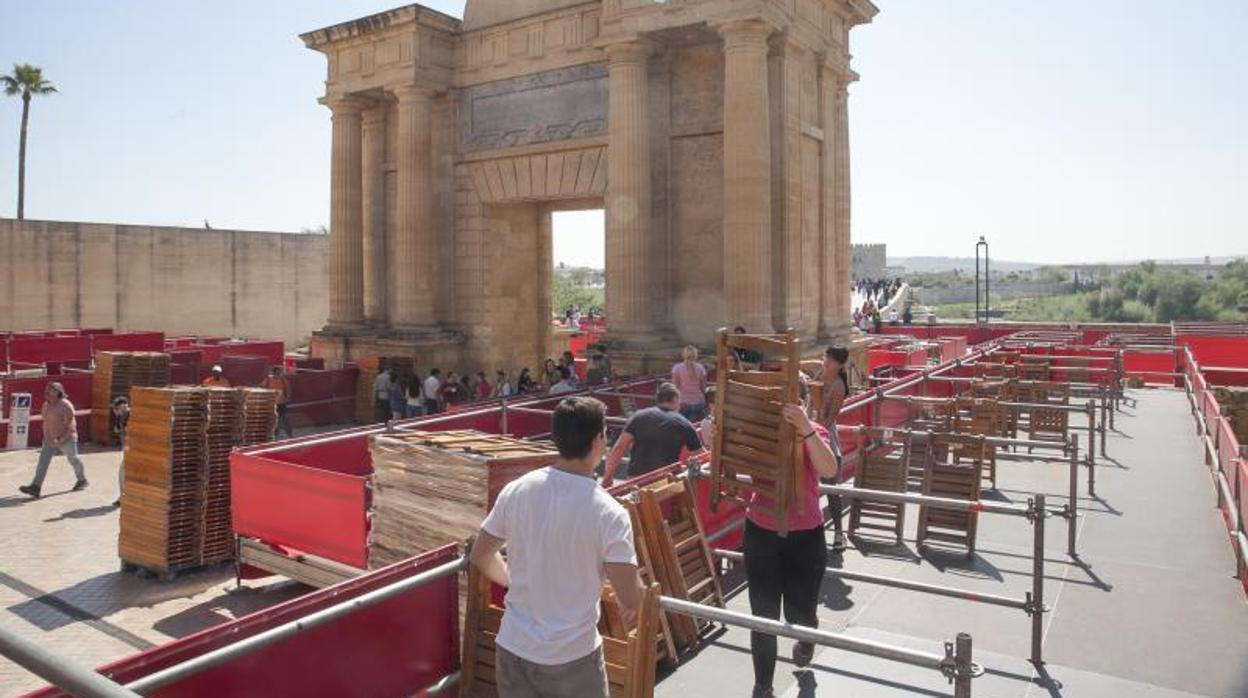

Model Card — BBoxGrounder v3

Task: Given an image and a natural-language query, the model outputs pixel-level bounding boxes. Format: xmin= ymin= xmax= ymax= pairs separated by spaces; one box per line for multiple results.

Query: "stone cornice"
xmin=300 ymin=4 xmax=461 ymax=51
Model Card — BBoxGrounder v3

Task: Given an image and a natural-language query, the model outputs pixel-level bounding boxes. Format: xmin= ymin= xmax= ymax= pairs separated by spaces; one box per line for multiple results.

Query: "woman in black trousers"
xmin=741 ymin=390 xmax=841 ymax=697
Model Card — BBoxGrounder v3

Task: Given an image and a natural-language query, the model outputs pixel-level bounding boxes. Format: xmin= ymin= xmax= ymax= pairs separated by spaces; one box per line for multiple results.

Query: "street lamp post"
xmin=975 ymin=236 xmax=990 ymax=324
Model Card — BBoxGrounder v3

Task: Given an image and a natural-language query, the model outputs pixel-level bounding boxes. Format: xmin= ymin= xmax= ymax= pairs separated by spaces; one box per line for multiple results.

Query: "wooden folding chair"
xmin=620 ymin=497 xmax=679 ymax=662
xmin=710 ymin=328 xmax=803 ymax=537
xmin=461 ymin=566 xmax=661 ymax=698
xmin=917 ymin=434 xmax=986 ymax=557
xmin=849 ymin=439 xmax=909 ymax=542
xmin=953 ymin=397 xmax=1003 ymax=489
xmin=636 ymin=475 xmax=725 ymax=652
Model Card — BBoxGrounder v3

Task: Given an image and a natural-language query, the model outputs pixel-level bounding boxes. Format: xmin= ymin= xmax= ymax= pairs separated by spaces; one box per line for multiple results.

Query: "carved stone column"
xmin=719 ymin=19 xmax=774 ymax=332
xmin=818 ymin=63 xmax=841 ymax=339
xmin=834 ymin=76 xmax=853 ymax=336
xmin=391 ymin=85 xmax=435 ymax=329
xmin=361 ymin=106 xmax=387 ymax=326
xmin=326 ymin=95 xmax=367 ymax=328
xmin=605 ymin=40 xmax=654 ymax=338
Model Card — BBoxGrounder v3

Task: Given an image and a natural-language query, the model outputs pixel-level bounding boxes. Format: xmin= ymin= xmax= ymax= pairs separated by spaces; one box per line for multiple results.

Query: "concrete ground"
xmin=0 ymin=434 xmax=325 ymax=697
xmin=656 ymin=390 xmax=1248 ymax=697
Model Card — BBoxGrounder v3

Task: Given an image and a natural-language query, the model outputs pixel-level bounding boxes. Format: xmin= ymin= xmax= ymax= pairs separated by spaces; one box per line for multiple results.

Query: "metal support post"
xmin=0 ymin=622 xmax=140 ymax=697
xmin=500 ymin=397 xmax=509 ymax=435
xmin=954 ymin=633 xmax=975 ymax=698
xmin=1031 ymin=494 xmax=1047 ymax=666
xmin=1067 ymin=438 xmax=1079 ymax=557
xmin=1086 ymin=401 xmax=1097 ymax=470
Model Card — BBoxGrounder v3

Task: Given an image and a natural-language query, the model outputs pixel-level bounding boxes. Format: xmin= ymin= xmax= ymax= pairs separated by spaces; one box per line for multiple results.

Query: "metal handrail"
xmin=0 ymin=622 xmax=141 ymax=697
xmin=657 ymin=596 xmax=980 ymax=695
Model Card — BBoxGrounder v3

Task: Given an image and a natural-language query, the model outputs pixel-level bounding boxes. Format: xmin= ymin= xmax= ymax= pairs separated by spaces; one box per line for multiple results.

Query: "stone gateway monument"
xmin=304 ymin=0 xmax=877 ymax=373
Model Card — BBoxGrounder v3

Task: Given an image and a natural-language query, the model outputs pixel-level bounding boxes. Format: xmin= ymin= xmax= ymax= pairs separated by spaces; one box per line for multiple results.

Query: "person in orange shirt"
xmin=262 ymin=366 xmax=293 ymax=439
xmin=202 ymin=365 xmax=231 ymax=388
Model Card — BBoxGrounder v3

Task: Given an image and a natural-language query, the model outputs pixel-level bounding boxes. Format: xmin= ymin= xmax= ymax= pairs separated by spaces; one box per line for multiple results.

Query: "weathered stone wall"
xmin=0 ymin=218 xmax=327 ymax=346
xmin=852 ymin=243 xmax=886 ymax=280
xmin=914 ymin=281 xmax=1073 ymax=305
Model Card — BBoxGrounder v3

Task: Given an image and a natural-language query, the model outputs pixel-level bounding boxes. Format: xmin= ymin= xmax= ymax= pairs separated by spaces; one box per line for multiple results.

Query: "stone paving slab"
xmin=0 ymin=442 xmax=305 ymax=697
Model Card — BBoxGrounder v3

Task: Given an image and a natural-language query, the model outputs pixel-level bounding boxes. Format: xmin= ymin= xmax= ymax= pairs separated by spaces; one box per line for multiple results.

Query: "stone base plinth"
xmin=311 ymin=325 xmax=465 ymax=371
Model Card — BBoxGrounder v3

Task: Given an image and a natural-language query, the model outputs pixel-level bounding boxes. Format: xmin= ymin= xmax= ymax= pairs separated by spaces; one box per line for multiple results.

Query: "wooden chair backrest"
xmin=710 ymin=328 xmax=802 ymax=536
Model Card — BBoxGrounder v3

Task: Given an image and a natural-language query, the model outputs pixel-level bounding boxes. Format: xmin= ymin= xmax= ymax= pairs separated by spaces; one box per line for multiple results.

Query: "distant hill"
xmin=889 ymin=257 xmax=1039 ymax=274
xmin=889 ymin=255 xmax=1246 ymax=274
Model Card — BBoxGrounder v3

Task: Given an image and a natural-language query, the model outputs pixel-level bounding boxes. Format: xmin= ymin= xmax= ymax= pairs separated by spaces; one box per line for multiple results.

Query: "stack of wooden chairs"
xmin=708 ymin=328 xmax=803 ymax=536
xmin=626 ymin=475 xmax=724 ymax=656
xmin=460 ymin=565 xmax=661 ymax=698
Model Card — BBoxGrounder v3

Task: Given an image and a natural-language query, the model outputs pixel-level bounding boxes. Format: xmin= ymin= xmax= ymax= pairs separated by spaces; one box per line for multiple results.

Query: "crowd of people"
xmin=852 ymin=278 xmax=913 ymax=333
xmin=370 ymin=349 xmax=617 ymax=422
xmin=854 ymin=276 xmax=902 ymax=305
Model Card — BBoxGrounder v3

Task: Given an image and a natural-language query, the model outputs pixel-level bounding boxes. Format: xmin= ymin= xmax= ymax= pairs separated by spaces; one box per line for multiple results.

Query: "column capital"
xmin=603 ymin=38 xmax=655 ymax=66
xmin=714 ymin=18 xmax=776 ymax=49
xmin=391 ymin=84 xmax=433 ymax=104
xmin=361 ymin=106 xmax=388 ymax=127
xmin=322 ymin=94 xmax=372 ymax=116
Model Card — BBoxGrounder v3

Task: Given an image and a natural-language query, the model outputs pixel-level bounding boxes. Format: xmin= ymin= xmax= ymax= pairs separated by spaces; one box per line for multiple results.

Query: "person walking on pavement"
xmin=20 ymin=382 xmax=88 ymax=499
xmin=262 ymin=366 xmax=293 ymax=439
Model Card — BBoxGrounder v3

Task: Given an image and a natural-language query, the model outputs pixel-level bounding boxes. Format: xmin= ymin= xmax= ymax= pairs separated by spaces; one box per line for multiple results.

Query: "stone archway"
xmin=303 ymin=0 xmax=878 ymax=375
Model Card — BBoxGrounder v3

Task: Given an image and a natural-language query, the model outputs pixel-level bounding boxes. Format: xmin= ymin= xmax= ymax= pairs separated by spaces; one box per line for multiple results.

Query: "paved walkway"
xmin=0 ymin=443 xmax=307 ymax=696
xmin=657 ymin=389 xmax=1248 ymax=697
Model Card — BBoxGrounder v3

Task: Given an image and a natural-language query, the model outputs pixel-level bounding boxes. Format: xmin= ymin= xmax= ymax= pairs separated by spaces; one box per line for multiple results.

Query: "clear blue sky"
xmin=1 ymin=1 xmax=1243 ymax=266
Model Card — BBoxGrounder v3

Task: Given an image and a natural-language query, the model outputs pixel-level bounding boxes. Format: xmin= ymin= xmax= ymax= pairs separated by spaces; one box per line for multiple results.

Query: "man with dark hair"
xmin=470 ymin=396 xmax=641 ymax=698
xmin=601 ymin=382 xmax=703 ymax=487
xmin=20 ymin=382 xmax=88 ymax=498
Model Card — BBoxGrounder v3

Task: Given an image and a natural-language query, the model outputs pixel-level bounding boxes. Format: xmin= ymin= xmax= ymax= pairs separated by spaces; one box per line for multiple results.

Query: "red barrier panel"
xmin=23 ymin=545 xmax=459 ymax=698
xmin=1121 ymin=349 xmax=1179 ymax=385
xmin=1180 ymin=336 xmax=1248 ymax=369
xmin=231 ymin=448 xmax=371 ymax=567
xmin=1204 ymin=366 xmax=1248 ymax=388
xmin=91 ymin=332 xmax=166 ymax=355
xmin=221 ymin=355 xmax=270 ymax=387
xmin=8 ymin=336 xmax=92 ymax=365
xmin=222 ymin=341 xmax=285 ymax=367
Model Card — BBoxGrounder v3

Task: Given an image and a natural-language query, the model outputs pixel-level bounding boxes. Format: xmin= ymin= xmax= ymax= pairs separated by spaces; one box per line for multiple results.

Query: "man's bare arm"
xmin=469 ymin=530 xmax=510 ymax=588
xmin=604 ymin=562 xmax=643 ymax=626
xmin=601 ymin=432 xmax=634 ymax=487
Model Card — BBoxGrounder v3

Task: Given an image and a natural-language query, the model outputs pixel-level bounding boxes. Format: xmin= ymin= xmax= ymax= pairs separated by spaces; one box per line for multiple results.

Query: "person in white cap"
xmin=202 ymin=365 xmax=231 ymax=387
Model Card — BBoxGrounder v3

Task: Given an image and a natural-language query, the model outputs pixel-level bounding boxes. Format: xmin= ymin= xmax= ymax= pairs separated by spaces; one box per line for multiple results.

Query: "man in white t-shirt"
xmin=470 ymin=396 xmax=642 ymax=698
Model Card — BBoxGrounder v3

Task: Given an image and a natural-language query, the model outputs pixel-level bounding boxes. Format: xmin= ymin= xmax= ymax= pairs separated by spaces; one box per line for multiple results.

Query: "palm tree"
xmin=2 ymin=63 xmax=57 ymax=220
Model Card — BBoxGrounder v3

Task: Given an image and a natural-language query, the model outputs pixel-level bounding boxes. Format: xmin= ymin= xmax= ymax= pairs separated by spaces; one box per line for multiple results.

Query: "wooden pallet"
xmin=709 ymin=328 xmax=802 ymax=536
xmin=917 ymin=434 xmax=986 ymax=557
xmin=634 ymin=475 xmax=725 ymax=653
xmin=92 ymin=351 xmax=171 ymax=445
xmin=849 ymin=442 xmax=909 ymax=542
xmin=367 ymin=430 xmax=557 ymax=569
xmin=460 ymin=565 xmax=660 ymax=698
xmin=119 ymin=387 xmax=208 ymax=572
